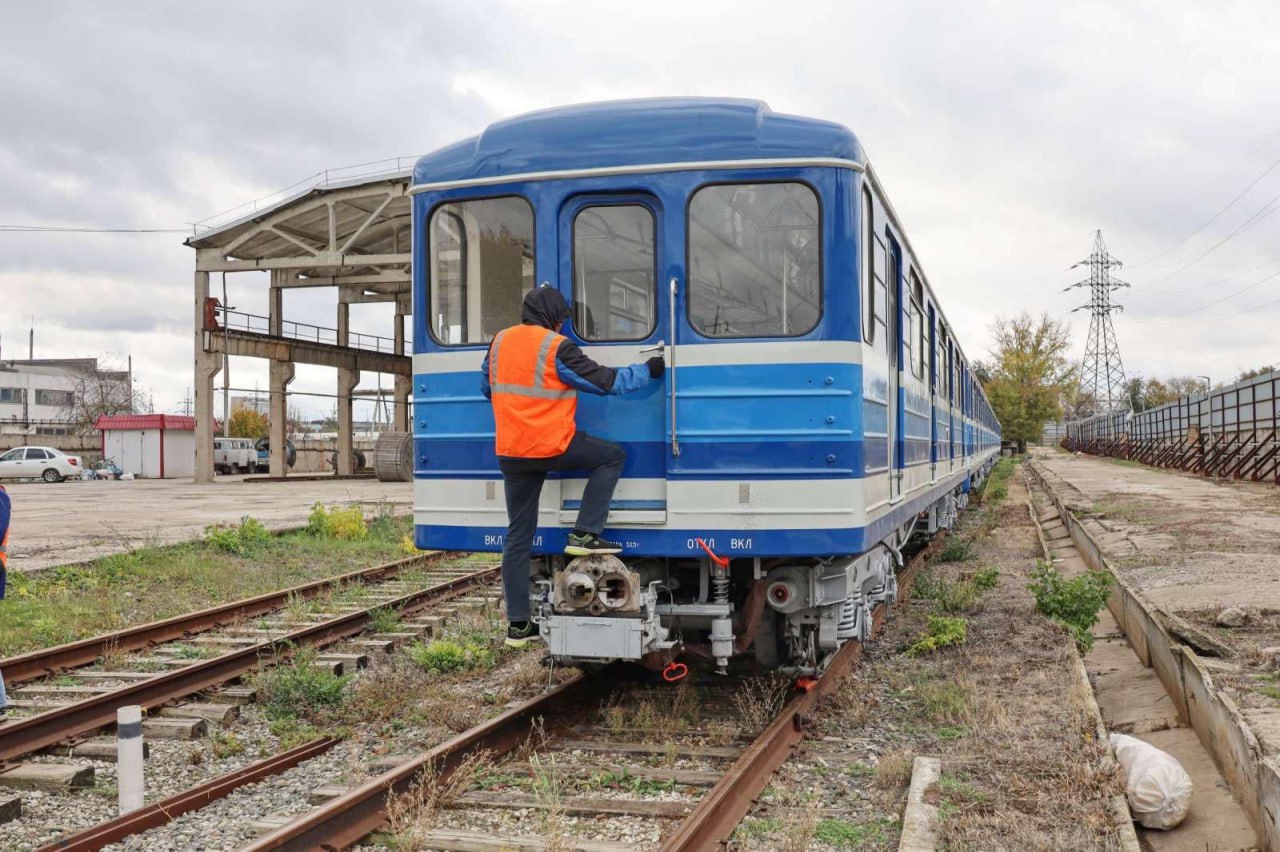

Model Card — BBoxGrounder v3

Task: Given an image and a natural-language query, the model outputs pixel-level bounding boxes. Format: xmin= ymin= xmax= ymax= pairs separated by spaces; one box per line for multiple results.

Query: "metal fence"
xmin=1063 ymin=370 xmax=1280 ymax=483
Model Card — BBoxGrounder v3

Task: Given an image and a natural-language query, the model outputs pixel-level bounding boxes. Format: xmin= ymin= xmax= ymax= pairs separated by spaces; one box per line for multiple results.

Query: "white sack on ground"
xmin=1109 ymin=732 xmax=1193 ymax=829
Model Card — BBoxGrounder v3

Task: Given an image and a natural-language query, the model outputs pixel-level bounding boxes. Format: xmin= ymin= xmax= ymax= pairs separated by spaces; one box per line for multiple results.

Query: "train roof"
xmin=412 ymin=98 xmax=865 ymax=186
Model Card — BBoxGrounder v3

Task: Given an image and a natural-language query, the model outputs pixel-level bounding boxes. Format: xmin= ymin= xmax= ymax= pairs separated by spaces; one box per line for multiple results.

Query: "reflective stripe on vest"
xmin=0 ymin=530 xmax=7 ymax=570
xmin=489 ymin=325 xmax=577 ymax=458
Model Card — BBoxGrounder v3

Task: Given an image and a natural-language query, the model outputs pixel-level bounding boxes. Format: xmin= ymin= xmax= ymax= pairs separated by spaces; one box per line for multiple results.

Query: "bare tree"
xmin=62 ymin=358 xmax=151 ymax=433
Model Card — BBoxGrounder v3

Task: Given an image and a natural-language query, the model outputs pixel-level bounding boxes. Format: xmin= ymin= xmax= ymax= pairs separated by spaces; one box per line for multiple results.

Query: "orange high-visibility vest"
xmin=0 ymin=528 xmax=7 ymax=572
xmin=489 ymin=325 xmax=577 ymax=458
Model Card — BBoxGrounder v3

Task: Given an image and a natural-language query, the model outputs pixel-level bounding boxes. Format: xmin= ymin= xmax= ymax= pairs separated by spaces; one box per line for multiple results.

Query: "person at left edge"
xmin=481 ymin=285 xmax=664 ymax=649
xmin=0 ymin=484 xmax=10 ymax=718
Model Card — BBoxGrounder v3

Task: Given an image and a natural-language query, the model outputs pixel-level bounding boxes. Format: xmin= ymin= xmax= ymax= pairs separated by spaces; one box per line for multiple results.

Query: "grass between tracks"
xmin=0 ymin=511 xmax=415 ymax=656
xmin=735 ymin=458 xmax=1125 ymax=851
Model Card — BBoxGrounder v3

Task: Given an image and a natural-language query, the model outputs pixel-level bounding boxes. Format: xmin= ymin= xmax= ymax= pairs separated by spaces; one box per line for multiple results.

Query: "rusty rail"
xmin=37 ymin=737 xmax=339 ymax=851
xmin=0 ymin=566 xmax=498 ymax=763
xmin=244 ymin=668 xmax=617 ymax=850
xmin=0 ymin=553 xmax=445 ymax=686
xmin=660 ymin=536 xmax=937 ymax=851
xmin=242 ymin=536 xmax=942 ymax=850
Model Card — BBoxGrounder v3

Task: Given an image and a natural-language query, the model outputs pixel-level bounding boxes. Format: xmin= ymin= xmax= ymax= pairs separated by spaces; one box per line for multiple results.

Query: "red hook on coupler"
xmin=662 ymin=661 xmax=689 ymax=683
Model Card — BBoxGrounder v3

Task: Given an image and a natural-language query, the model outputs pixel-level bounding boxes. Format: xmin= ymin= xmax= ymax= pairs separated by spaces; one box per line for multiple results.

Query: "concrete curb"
xmin=898 ymin=756 xmax=940 ymax=852
xmin=1026 ymin=485 xmax=1142 ymax=852
xmin=1027 ymin=459 xmax=1280 ymax=849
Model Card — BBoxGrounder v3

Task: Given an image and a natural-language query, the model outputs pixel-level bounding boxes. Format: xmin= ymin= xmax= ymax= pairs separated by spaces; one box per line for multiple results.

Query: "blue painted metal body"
xmin=412 ymin=99 xmax=999 ymax=559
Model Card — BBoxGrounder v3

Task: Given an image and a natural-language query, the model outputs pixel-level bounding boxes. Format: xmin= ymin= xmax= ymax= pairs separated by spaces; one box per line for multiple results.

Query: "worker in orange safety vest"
xmin=0 ymin=484 xmax=9 ymax=717
xmin=481 ymin=285 xmax=663 ymax=648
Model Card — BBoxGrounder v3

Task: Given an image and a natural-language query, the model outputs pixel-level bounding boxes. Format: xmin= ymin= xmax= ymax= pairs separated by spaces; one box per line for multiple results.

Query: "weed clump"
xmin=254 ymin=651 xmax=351 ymax=720
xmin=1027 ymin=560 xmax=1111 ymax=651
xmin=408 ymin=639 xmax=495 ymax=674
xmin=815 ymin=816 xmax=899 ymax=849
xmin=306 ymin=503 xmax=368 ymax=540
xmin=937 ymin=536 xmax=974 ymax=563
xmin=972 ymin=566 xmax=1000 ymax=590
xmin=915 ymin=572 xmax=979 ymax=613
xmin=203 ymin=516 xmax=271 ymax=555
xmin=907 ymin=615 xmax=968 ymax=656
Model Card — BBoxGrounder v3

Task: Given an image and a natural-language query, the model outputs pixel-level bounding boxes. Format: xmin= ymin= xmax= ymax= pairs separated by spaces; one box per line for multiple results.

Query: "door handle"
xmin=668 ymin=277 xmax=680 ymax=458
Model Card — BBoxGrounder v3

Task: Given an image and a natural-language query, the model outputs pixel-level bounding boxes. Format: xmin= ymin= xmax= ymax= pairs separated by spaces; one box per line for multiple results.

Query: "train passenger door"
xmin=556 ymin=195 xmax=668 ymax=526
xmin=887 ymin=239 xmax=902 ymax=501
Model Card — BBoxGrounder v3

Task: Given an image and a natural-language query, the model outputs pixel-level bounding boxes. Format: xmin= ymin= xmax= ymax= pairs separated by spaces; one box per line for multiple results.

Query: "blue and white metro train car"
xmin=412 ymin=99 xmax=1000 ymax=674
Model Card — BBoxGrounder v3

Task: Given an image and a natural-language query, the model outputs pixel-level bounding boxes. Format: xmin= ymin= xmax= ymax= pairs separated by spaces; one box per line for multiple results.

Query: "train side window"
xmin=688 ymin=183 xmax=820 ymax=338
xmin=862 ymin=188 xmax=875 ymax=346
xmin=572 ymin=205 xmax=656 ymax=341
xmin=428 ymin=196 xmax=535 ymax=346
xmin=908 ymin=270 xmax=925 ymax=379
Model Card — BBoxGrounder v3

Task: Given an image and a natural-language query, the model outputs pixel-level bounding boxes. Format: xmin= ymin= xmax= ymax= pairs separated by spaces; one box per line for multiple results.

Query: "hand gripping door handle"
xmin=669 ymin=276 xmax=680 ymax=458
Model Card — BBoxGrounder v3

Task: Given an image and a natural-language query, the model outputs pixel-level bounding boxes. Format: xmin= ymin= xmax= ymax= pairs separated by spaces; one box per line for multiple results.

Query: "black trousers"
xmin=497 ymin=431 xmax=626 ymax=622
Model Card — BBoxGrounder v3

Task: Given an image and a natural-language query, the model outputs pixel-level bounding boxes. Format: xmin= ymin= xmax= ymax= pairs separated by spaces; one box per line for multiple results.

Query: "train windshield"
xmin=687 ymin=182 xmax=820 ymax=338
xmin=428 ymin=196 xmax=535 ymax=345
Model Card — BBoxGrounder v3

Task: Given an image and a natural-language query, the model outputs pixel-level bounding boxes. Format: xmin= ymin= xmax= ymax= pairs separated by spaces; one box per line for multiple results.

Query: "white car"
xmin=0 ymin=446 xmax=84 ymax=482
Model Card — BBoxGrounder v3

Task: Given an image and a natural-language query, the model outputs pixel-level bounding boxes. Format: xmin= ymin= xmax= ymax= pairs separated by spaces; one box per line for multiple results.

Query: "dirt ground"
xmin=2 ymin=474 xmax=412 ymax=572
xmin=1031 ymin=448 xmax=1280 ymax=616
xmin=732 ymin=464 xmax=1125 ymax=851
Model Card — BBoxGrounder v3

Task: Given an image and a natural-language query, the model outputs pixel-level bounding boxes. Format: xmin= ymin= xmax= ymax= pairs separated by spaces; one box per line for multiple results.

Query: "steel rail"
xmin=0 ymin=566 xmax=499 ymax=763
xmin=236 ymin=539 xmax=943 ymax=850
xmin=37 ymin=737 xmax=339 ymax=852
xmin=0 ymin=553 xmax=446 ymax=686
xmin=243 ymin=667 xmax=618 ymax=851
xmin=662 ymin=536 xmax=937 ymax=851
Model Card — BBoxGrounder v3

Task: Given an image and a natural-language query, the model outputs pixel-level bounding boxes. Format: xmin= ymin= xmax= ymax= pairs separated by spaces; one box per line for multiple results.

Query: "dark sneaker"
xmin=565 ymin=533 xmax=623 ymax=556
xmin=505 ymin=621 xmax=540 ymax=649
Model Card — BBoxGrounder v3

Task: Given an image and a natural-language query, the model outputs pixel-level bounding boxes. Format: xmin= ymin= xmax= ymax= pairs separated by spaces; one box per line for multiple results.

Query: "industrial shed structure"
xmin=185 ymin=165 xmax=414 ymax=483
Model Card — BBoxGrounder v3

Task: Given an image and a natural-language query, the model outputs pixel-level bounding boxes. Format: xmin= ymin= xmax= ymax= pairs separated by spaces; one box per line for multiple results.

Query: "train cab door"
xmin=554 ymin=195 xmax=668 ymax=527
xmin=887 ymin=239 xmax=902 ymax=502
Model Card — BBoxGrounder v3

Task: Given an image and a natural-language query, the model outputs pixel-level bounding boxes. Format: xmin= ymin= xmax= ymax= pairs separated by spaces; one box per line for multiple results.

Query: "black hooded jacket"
xmin=481 ymin=286 xmax=650 ymax=398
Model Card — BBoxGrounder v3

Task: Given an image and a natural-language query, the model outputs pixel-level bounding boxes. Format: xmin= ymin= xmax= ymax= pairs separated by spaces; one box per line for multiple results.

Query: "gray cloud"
xmin=2 ymin=0 xmax=1279 ymax=416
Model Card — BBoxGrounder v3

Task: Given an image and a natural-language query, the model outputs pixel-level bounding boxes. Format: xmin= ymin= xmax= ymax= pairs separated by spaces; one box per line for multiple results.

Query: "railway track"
xmin=37 ymin=537 xmax=939 ymax=851
xmin=0 ymin=552 xmax=502 ymax=848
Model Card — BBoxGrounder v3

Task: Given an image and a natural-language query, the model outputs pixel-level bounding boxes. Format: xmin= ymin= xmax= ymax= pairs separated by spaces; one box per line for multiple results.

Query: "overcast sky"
xmin=2 ymin=0 xmax=1278 ymax=418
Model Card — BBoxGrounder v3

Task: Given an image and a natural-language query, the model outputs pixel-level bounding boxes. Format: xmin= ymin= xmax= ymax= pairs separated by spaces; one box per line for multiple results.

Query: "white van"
xmin=213 ymin=437 xmax=257 ymax=474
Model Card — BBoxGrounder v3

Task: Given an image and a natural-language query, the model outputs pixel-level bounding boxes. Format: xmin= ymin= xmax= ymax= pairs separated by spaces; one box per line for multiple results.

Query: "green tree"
xmin=229 ymin=409 xmax=269 ymax=440
xmin=982 ymin=312 xmax=1076 ymax=453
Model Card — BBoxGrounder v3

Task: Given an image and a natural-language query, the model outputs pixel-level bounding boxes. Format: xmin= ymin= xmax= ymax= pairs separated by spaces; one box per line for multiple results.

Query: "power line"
xmin=1130 ymin=190 xmax=1280 ymax=290
xmin=0 ymin=224 xmax=191 ymax=234
xmin=1130 ymin=266 xmax=1280 ymax=324
xmin=1133 ymin=152 xmax=1280 ymax=266
xmin=1126 ymin=268 xmax=1280 ymax=324
xmin=1127 ymin=253 xmax=1280 ymax=299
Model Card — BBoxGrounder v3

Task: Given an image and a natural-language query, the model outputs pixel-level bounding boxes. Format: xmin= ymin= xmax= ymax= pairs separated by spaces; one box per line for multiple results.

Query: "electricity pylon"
xmin=1066 ymin=230 xmax=1130 ymax=415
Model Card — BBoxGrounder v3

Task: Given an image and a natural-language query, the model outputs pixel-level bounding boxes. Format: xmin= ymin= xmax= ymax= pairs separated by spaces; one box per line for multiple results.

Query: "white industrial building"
xmin=95 ymin=414 xmax=197 ymax=479
xmin=0 ymin=358 xmax=132 ymax=436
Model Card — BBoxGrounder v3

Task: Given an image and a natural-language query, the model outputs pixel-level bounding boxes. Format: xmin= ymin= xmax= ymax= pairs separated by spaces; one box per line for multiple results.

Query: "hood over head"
xmin=521 ymin=285 xmax=571 ymax=330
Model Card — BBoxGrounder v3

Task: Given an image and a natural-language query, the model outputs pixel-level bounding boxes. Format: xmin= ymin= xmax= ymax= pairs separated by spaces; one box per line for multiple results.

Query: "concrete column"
xmin=337 ymin=368 xmax=360 ymax=475
xmin=268 ymin=272 xmax=284 ymax=337
xmin=268 ymin=360 xmax=295 ymax=478
xmin=393 ymin=311 xmax=410 ymax=432
xmin=336 ymin=301 xmax=357 ymax=475
xmin=193 ymin=271 xmax=221 ymax=483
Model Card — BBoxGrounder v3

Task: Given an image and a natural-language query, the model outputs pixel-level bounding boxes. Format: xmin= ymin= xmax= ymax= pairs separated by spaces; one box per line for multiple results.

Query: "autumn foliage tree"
xmin=982 ymin=312 xmax=1076 ymax=453
xmin=228 ymin=409 xmax=269 ymax=440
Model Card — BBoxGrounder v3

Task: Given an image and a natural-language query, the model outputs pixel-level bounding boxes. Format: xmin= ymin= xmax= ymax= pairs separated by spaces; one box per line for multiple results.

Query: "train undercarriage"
xmin=532 ymin=465 xmax=994 ymax=675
